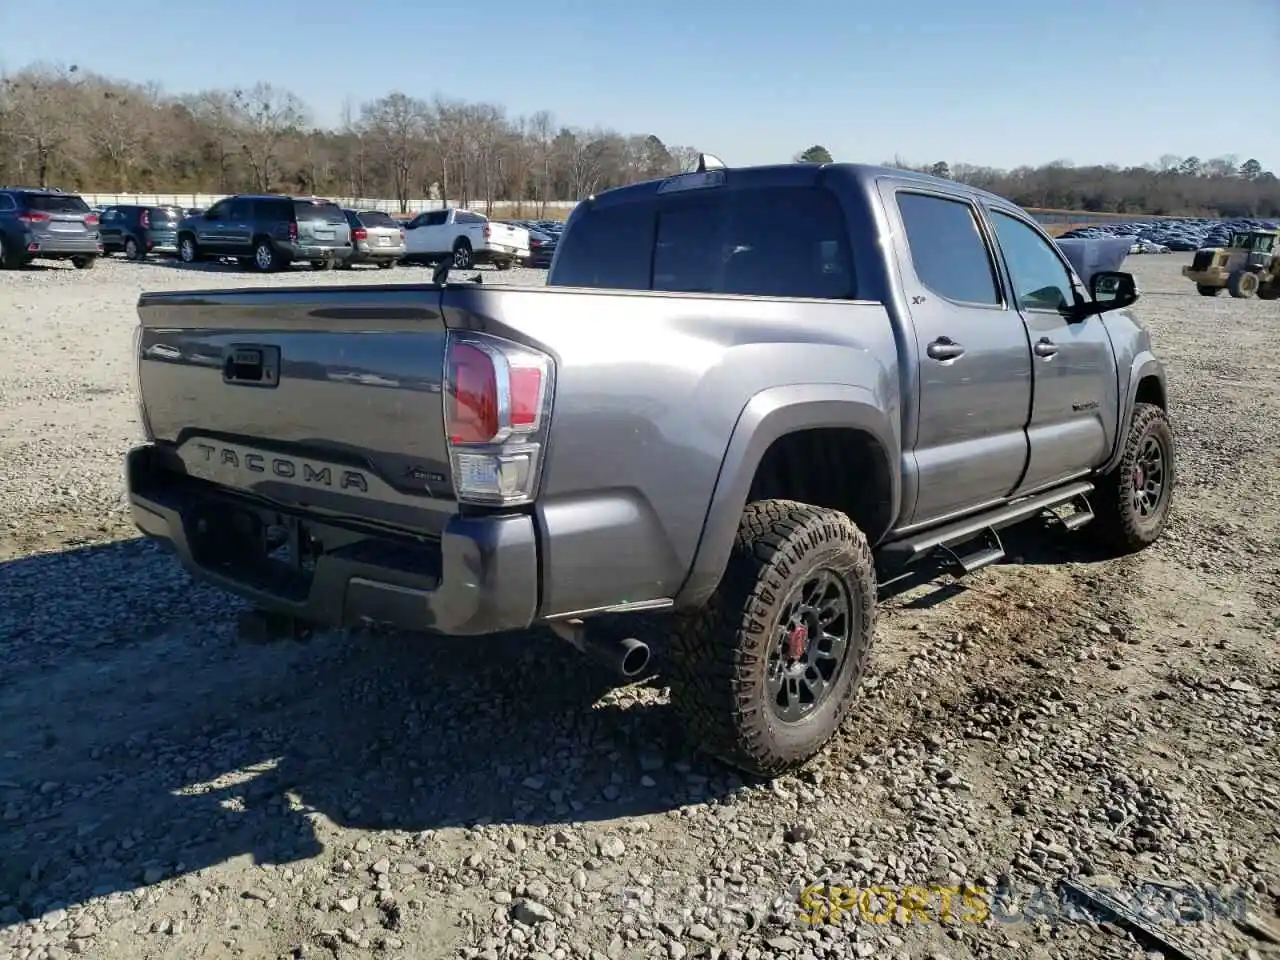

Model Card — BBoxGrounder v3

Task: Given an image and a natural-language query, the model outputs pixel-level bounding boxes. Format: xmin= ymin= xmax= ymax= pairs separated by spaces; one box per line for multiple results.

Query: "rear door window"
xmin=149 ymin=206 xmax=181 ymax=222
xmin=896 ymin=192 xmax=1001 ymax=305
xmin=25 ymin=193 xmax=91 ymax=214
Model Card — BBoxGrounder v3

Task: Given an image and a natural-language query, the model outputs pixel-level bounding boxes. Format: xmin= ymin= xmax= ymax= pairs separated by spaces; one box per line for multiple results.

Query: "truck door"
xmin=884 ymin=187 xmax=1033 ymax=525
xmin=984 ymin=208 xmax=1119 ymax=495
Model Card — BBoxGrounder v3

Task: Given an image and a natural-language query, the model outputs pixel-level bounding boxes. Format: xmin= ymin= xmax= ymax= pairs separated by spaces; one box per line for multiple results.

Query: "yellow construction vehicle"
xmin=1182 ymin=229 xmax=1279 ymax=299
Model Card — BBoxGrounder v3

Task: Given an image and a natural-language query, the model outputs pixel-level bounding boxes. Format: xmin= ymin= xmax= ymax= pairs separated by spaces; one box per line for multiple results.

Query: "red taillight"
xmin=353 ymin=227 xmax=368 ymax=241
xmin=399 ymin=228 xmax=406 ymax=241
xmin=19 ymin=212 xmax=50 ymax=223
xmin=446 ymin=343 xmax=499 ymax=444
xmin=483 ymin=224 xmax=491 ymax=239
xmin=140 ymin=210 xmax=150 ymax=228
xmin=84 ymin=214 xmax=99 ymax=226
xmin=443 ymin=334 xmax=552 ymax=504
xmin=289 ymin=222 xmax=298 ymax=241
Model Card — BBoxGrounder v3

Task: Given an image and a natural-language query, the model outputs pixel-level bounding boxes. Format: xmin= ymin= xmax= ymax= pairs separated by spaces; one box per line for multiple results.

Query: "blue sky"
xmin=2 ymin=0 xmax=1277 ymax=173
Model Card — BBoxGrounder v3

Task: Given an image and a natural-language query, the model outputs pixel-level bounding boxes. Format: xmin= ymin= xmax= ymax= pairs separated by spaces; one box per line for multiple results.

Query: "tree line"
xmin=1 ymin=62 xmax=1275 ymax=219
xmin=797 ymin=145 xmax=1280 ymax=219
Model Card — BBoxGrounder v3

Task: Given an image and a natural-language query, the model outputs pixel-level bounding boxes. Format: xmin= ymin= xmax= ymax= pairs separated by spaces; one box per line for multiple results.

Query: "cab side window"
xmin=990 ymin=211 xmax=1077 ymax=312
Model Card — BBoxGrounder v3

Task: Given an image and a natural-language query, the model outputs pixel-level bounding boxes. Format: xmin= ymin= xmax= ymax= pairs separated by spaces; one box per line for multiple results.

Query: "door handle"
xmin=926 ymin=337 xmax=965 ymax=361
xmin=1034 ymin=338 xmax=1059 ymax=358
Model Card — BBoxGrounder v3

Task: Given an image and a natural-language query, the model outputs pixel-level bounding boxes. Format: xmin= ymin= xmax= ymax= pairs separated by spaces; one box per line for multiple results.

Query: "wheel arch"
xmin=673 ymin=384 xmax=900 ymax=610
xmin=1102 ymin=354 xmax=1167 ymax=474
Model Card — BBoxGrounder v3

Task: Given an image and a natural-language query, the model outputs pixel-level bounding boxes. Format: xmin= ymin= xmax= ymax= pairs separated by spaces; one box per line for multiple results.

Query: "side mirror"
xmin=1075 ymin=270 xmax=1139 ymax=319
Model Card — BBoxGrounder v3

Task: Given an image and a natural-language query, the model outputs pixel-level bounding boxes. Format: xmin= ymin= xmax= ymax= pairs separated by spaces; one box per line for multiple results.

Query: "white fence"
xmin=78 ymin=193 xmax=579 ymax=215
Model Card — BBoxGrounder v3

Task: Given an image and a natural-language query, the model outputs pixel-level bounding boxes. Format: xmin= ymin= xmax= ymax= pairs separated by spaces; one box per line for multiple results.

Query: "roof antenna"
xmin=696 ymin=153 xmax=726 ymax=173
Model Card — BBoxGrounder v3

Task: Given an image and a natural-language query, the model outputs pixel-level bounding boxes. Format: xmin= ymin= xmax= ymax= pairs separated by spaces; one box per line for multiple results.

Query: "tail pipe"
xmin=550 ymin=619 xmax=651 ymax=679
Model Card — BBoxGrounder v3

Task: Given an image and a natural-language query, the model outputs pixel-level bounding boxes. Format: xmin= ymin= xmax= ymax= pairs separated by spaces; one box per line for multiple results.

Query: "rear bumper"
xmin=285 ymin=243 xmax=353 ymax=262
xmin=26 ymin=235 xmax=102 ymax=256
xmin=350 ymin=241 xmax=406 ymax=262
xmin=475 ymin=247 xmax=528 ymax=264
xmin=125 ymin=444 xmax=539 ymax=636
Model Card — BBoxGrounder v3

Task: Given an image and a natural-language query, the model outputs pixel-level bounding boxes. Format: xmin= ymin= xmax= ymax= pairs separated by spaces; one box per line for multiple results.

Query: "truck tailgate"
xmin=486 ymin=221 xmax=529 ymax=252
xmin=135 ymin=284 xmax=456 ymax=536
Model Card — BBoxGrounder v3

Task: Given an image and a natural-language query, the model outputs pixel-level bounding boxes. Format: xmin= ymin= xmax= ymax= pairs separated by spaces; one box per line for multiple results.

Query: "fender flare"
xmin=673 ymin=383 xmax=900 ymax=609
xmin=1103 ymin=354 xmax=1166 ymax=474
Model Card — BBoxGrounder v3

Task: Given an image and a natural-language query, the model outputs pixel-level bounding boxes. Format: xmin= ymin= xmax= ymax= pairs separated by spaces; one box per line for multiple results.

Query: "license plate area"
xmin=187 ymin=503 xmax=318 ymax=600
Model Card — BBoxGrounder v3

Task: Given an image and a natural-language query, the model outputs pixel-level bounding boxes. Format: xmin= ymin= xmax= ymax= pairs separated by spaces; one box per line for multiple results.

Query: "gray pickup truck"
xmin=125 ymin=158 xmax=1174 ymax=777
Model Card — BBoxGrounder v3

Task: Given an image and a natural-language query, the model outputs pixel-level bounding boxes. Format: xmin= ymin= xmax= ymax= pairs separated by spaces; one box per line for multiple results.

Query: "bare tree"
xmin=1 ymin=63 xmax=84 ymax=187
xmin=232 ymin=82 xmax=307 ymax=192
xmin=361 ymin=92 xmax=428 ymax=211
xmin=528 ymin=110 xmax=556 ymax=215
xmin=81 ymin=75 xmax=156 ymax=190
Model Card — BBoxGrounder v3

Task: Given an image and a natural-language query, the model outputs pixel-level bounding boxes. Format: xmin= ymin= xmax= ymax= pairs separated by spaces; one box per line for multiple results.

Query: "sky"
xmin=2 ymin=0 xmax=1278 ymax=173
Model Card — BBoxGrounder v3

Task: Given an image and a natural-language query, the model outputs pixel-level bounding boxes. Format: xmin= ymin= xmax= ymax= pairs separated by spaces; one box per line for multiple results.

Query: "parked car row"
xmin=4 ymin=186 xmax=568 ymax=273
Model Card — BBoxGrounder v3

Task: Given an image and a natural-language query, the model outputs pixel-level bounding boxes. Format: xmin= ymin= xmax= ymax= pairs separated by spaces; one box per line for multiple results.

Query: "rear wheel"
xmin=124 ymin=236 xmax=143 ymax=261
xmin=0 ymin=235 xmax=21 ymax=270
xmin=252 ymin=239 xmax=279 ymax=273
xmin=1227 ymin=269 xmax=1259 ymax=299
xmin=1195 ymin=283 xmax=1221 ymax=297
xmin=452 ymin=240 xmax=474 ymax=270
xmin=71 ymin=255 xmax=96 ymax=270
xmin=667 ymin=500 xmax=876 ymax=777
xmin=1257 ymin=282 xmax=1279 ymax=301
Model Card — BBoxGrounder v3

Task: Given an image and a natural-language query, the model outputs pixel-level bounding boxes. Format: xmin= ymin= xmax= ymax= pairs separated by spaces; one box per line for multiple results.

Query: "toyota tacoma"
xmin=125 ymin=157 xmax=1174 ymax=777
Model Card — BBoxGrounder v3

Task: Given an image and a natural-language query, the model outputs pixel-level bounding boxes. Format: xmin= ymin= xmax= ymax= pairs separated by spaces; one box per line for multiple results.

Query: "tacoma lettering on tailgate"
xmin=192 ymin=442 xmax=370 ymax=493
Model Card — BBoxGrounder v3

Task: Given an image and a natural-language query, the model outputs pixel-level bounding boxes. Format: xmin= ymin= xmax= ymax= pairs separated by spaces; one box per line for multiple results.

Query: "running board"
xmin=880 ymin=480 xmax=1095 ymax=570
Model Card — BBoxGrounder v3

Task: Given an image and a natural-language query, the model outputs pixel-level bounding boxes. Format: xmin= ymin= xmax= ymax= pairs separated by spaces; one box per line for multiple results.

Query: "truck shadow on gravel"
xmin=0 ymin=539 xmax=714 ymax=925
xmin=0 ymin=519 xmax=1106 ymax=926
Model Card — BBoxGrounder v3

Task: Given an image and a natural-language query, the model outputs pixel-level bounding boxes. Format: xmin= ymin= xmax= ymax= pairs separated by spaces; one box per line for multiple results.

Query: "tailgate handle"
xmin=223 ymin=345 xmax=280 ymax=387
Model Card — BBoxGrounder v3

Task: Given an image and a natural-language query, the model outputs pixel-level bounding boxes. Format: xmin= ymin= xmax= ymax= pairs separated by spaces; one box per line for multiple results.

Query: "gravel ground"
xmin=0 ymin=254 xmax=1277 ymax=960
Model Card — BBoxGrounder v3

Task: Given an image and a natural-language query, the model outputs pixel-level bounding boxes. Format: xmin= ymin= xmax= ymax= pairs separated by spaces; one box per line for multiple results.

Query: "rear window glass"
xmin=357 ymin=211 xmax=397 ymax=227
xmin=149 ymin=206 xmax=181 ymax=222
xmin=25 ymin=193 xmax=91 ymax=214
xmin=550 ymin=186 xmax=856 ymax=299
xmin=293 ymin=200 xmax=346 ymax=224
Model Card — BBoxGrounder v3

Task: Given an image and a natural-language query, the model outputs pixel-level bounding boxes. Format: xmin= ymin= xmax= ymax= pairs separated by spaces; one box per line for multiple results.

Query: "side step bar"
xmin=880 ymin=480 xmax=1096 ymax=573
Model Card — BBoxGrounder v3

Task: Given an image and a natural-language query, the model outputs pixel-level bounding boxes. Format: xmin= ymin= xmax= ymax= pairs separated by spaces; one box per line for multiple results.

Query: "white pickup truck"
xmin=401 ymin=207 xmax=529 ymax=270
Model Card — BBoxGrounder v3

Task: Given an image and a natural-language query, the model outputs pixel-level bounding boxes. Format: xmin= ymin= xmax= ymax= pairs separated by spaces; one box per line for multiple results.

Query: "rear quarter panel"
xmin=441 ymin=287 xmax=901 ymax=619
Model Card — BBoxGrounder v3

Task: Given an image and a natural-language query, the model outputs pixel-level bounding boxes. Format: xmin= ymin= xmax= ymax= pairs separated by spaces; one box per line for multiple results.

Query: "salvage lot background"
xmin=0 ymin=255 xmax=1277 ymax=960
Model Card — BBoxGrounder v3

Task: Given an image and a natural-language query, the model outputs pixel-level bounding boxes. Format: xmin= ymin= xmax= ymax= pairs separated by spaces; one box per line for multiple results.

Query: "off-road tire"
xmin=1227 ymin=269 xmax=1259 ymax=299
xmin=1091 ymin=402 xmax=1175 ymax=554
xmin=71 ymin=255 xmax=96 ymax=270
xmin=1257 ymin=283 xmax=1279 ymax=301
xmin=667 ymin=500 xmax=876 ymax=778
xmin=452 ymin=240 xmax=474 ymax=270
xmin=1195 ymin=284 xmax=1221 ymax=297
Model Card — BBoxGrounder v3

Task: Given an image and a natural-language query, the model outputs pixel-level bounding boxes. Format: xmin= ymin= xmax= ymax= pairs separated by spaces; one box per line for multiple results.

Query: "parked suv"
xmin=339 ymin=209 xmax=405 ymax=268
xmin=175 ymin=195 xmax=353 ymax=272
xmin=0 ymin=187 xmax=102 ymax=269
xmin=100 ymin=205 xmax=184 ymax=260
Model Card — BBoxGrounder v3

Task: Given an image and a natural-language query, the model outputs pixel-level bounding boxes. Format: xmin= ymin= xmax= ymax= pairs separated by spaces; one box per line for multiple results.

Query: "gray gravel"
xmin=0 ymin=254 xmax=1277 ymax=960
